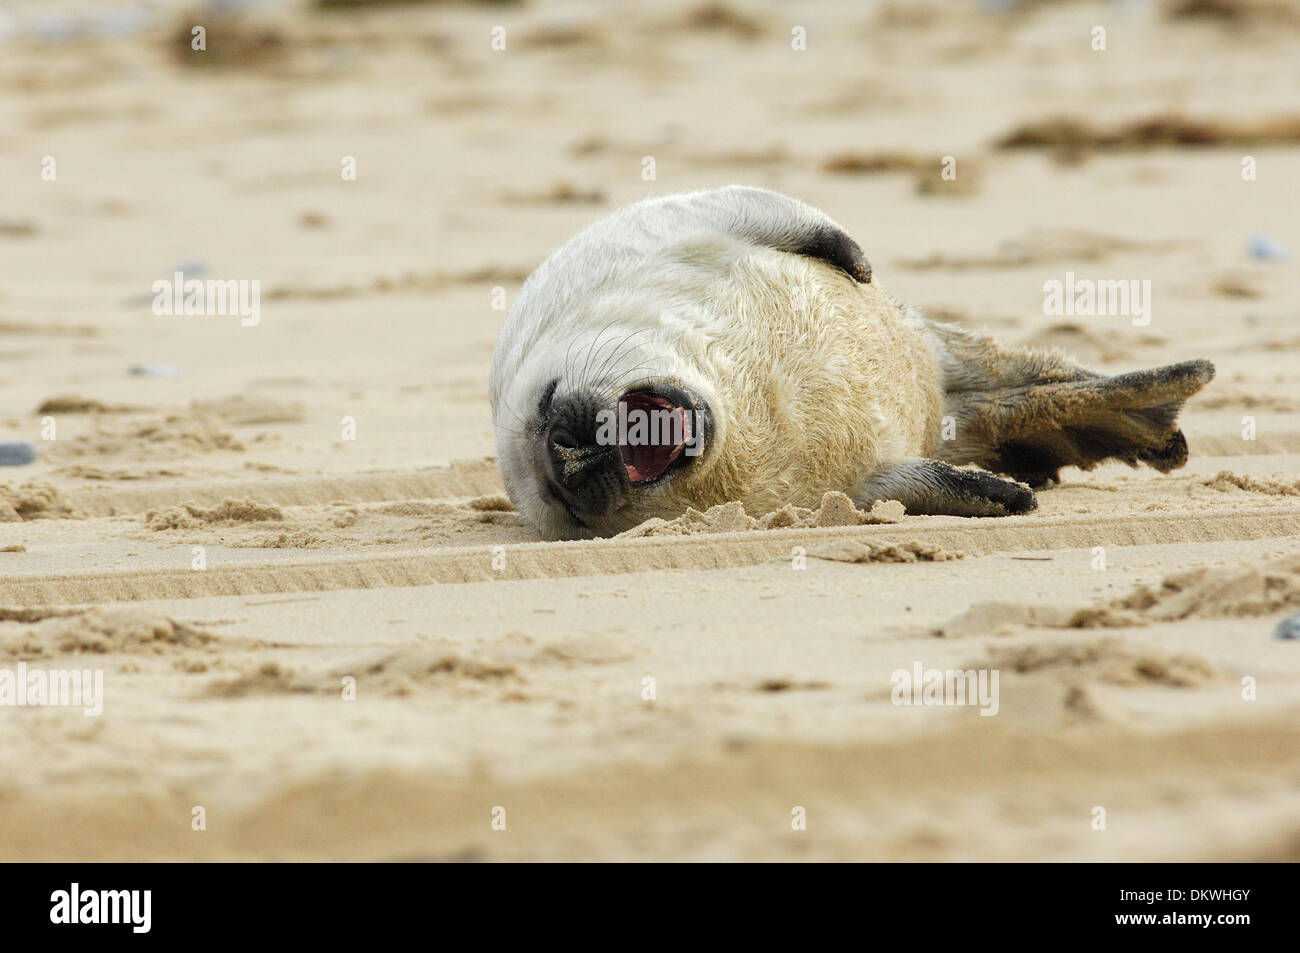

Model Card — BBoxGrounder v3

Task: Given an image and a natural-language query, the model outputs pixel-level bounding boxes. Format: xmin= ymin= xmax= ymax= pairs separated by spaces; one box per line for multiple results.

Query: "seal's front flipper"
xmin=855 ymin=460 xmax=1037 ymax=517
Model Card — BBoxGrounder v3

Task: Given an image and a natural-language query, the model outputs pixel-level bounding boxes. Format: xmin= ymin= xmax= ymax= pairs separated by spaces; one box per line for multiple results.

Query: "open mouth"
xmin=617 ymin=389 xmax=695 ymax=485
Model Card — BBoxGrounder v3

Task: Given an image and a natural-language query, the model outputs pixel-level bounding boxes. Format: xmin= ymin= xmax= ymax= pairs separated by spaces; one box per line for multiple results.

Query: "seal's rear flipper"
xmin=855 ymin=460 xmax=1037 ymax=517
xmin=920 ymin=321 xmax=1215 ymax=488
xmin=942 ymin=360 xmax=1215 ymax=488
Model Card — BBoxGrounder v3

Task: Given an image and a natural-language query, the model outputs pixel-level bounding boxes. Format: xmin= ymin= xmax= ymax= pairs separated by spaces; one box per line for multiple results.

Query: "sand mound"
xmin=127 ymin=415 xmax=245 ymax=452
xmin=51 ymin=415 xmax=245 ymax=460
xmin=1202 ymin=471 xmax=1300 ymax=497
xmin=620 ymin=493 xmax=905 ymax=537
xmin=532 ymin=633 xmax=636 ymax=666
xmin=36 ymin=394 xmax=138 ymax=415
xmin=1072 ymin=555 xmax=1300 ymax=626
xmin=819 ymin=150 xmax=984 ymax=197
xmin=204 ymin=649 xmax=518 ymax=699
xmin=821 ymin=150 xmax=932 ymax=174
xmin=234 ymin=530 xmax=328 ymax=549
xmin=939 ymin=555 xmax=1300 ymax=636
xmin=465 ymin=495 xmax=513 ymax=512
xmin=370 ymin=501 xmax=453 ymax=518
xmin=1165 ymin=0 xmax=1300 ymax=28
xmin=503 ymin=181 xmax=608 ymax=206
xmin=0 ymin=482 xmax=78 ymax=521
xmin=134 ymin=496 xmax=527 ymax=549
xmin=986 ymin=638 xmax=1216 ymax=687
xmin=995 ymin=112 xmax=1300 ymax=154
xmin=0 ymin=606 xmax=87 ymax=623
xmin=0 ymin=320 xmax=96 ymax=337
xmin=145 ymin=498 xmax=285 ymax=530
xmin=367 ymin=497 xmax=512 ymax=519
xmin=191 ymin=395 xmax=306 ymax=426
xmin=809 ymin=540 xmax=962 ymax=563
xmin=339 ymin=648 xmax=518 ymax=696
xmin=932 ymin=601 xmax=1065 ymax=637
xmin=55 ymin=465 xmax=187 ymax=481
xmin=203 ymin=662 xmax=313 ymax=699
xmin=1 ymin=608 xmax=220 ymax=659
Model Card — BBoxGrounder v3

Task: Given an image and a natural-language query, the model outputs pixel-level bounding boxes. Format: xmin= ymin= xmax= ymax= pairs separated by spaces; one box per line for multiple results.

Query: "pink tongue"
xmin=618 ymin=394 xmax=689 ymax=483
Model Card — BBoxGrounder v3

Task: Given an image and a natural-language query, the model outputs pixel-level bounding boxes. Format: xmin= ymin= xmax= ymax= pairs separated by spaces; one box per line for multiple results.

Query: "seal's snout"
xmin=547 ymin=426 xmax=619 ymax=490
xmin=545 ymin=391 xmax=624 ymax=519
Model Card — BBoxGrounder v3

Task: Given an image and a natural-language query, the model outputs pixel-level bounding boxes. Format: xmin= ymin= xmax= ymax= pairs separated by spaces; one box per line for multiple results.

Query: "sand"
xmin=1 ymin=0 xmax=1299 ymax=861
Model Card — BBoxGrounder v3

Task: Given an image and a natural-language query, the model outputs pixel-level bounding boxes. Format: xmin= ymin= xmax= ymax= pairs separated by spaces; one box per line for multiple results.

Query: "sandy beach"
xmin=2 ymin=0 xmax=1299 ymax=861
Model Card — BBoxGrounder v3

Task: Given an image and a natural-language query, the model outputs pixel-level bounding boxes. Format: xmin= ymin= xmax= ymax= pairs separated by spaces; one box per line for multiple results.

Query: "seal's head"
xmin=491 ymin=325 xmax=719 ymax=539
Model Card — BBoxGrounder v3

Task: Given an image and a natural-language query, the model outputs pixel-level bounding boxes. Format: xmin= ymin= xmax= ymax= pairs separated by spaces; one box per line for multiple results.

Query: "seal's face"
xmin=494 ymin=356 xmax=715 ymax=539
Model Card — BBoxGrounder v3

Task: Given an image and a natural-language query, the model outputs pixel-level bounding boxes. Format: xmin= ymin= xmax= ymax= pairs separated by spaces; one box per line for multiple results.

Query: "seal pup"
xmin=490 ymin=186 xmax=1214 ymax=540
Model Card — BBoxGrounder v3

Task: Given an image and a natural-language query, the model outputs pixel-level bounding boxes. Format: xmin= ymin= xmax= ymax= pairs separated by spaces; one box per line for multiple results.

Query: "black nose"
xmin=548 ymin=430 xmax=616 ymax=486
xmin=546 ymin=391 xmax=622 ymax=516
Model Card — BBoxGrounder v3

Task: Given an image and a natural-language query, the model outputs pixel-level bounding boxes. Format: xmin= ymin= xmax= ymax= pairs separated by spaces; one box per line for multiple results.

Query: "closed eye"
xmin=537 ymin=378 xmax=559 ymax=419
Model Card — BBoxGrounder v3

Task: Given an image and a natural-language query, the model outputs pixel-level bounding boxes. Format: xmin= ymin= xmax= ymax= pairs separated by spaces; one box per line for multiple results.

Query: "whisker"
xmin=600 ymin=358 xmax=667 ymax=402
xmin=587 ymin=327 xmax=655 ymax=394
xmin=574 ymin=318 xmax=625 ymax=394
xmin=499 ymin=394 xmax=534 ymax=435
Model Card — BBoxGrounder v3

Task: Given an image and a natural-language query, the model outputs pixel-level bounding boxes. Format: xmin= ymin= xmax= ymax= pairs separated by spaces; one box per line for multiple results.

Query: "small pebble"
xmin=130 ymin=363 xmax=181 ymax=378
xmin=172 ymin=259 xmax=210 ymax=277
xmin=0 ymin=441 xmax=36 ymax=466
xmin=1274 ymin=613 xmax=1300 ymax=641
xmin=1248 ymin=234 xmax=1291 ymax=262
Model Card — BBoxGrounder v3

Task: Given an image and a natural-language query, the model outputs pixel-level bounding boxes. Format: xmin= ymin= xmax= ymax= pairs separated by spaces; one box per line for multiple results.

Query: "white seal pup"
xmin=490 ymin=186 xmax=1214 ymax=540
